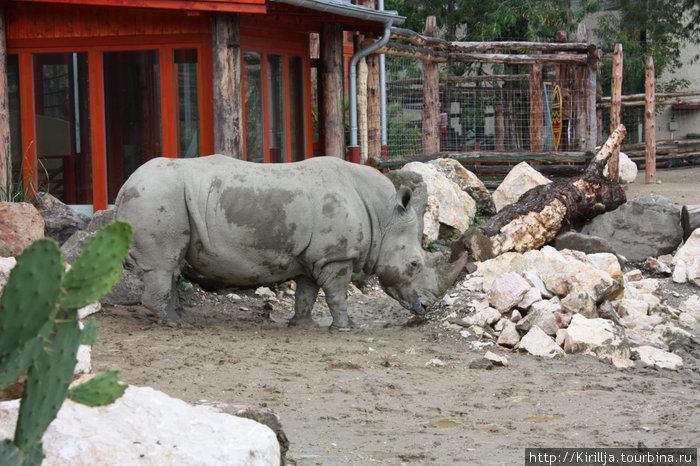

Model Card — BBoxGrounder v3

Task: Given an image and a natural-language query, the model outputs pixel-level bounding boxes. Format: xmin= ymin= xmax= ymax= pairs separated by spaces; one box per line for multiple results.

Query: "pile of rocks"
xmin=442 ymin=245 xmax=698 ymax=370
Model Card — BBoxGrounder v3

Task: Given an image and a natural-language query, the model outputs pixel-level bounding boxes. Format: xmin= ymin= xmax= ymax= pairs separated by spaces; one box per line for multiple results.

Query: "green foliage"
xmin=595 ymin=0 xmax=699 ymax=95
xmin=178 ymin=276 xmax=195 ymax=293
xmin=0 ymin=149 xmax=36 ymax=204
xmin=68 ymin=370 xmax=127 ymax=407
xmin=426 ymin=242 xmax=439 ymax=253
xmin=0 ymin=221 xmax=133 ymax=464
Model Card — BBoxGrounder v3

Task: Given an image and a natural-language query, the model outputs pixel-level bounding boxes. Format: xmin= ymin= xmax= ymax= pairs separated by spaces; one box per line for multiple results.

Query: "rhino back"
xmin=182 ymin=155 xmax=396 ymax=284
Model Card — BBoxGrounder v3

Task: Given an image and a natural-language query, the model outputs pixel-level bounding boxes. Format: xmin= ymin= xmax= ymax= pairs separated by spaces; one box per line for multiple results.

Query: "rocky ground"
xmin=90 ymin=167 xmax=700 ymax=465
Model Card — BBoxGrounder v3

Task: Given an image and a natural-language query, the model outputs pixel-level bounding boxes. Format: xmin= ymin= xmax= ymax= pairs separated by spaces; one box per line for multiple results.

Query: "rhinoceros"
xmin=115 ymin=155 xmax=466 ymax=330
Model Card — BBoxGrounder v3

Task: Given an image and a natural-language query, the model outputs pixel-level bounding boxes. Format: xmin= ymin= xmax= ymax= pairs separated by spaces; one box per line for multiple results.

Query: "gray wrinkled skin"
xmin=115 ymin=155 xmax=465 ymax=330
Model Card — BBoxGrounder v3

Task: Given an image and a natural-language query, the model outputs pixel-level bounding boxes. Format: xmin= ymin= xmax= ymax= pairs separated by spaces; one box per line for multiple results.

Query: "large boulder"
xmin=580 ymin=195 xmax=683 ymax=262
xmin=0 ymin=202 xmax=45 ymax=257
xmin=428 ymin=158 xmax=496 ymax=216
xmin=491 ymin=162 xmax=551 ymax=212
xmin=0 ymin=385 xmax=280 ymax=465
xmin=402 ymin=162 xmax=477 ymax=246
xmin=32 ymin=191 xmax=90 ymax=244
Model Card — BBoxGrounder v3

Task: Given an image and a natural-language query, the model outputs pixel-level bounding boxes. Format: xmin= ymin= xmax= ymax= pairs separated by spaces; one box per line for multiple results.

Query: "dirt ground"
xmin=91 ymin=167 xmax=700 ymax=465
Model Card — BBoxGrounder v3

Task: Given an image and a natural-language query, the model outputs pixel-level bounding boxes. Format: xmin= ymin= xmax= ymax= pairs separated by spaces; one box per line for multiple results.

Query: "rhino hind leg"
xmin=143 ymin=269 xmax=188 ymax=326
xmin=288 ymin=276 xmax=320 ymax=327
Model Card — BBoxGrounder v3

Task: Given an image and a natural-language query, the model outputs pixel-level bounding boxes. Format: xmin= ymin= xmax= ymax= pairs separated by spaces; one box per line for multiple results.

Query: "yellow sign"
xmin=551 ymin=84 xmax=562 ymax=151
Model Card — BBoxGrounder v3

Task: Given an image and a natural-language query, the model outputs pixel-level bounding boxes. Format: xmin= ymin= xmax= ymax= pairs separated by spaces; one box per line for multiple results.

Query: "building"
xmin=0 ymin=0 xmax=402 ymax=214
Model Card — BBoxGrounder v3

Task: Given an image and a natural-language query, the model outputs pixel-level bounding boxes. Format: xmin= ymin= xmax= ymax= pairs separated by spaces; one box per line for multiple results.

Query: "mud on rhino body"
xmin=115 ymin=155 xmax=466 ymax=330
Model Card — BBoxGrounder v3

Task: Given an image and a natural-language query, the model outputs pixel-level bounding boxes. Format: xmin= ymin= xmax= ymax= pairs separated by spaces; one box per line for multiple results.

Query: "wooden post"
xmin=366 ymin=45 xmax=381 ymax=160
xmin=212 ymin=12 xmax=243 ymax=158
xmin=320 ymin=23 xmax=345 ymax=158
xmin=608 ymin=43 xmax=623 ymax=181
xmin=422 ymin=16 xmax=439 ymax=155
xmin=358 ymin=57 xmax=369 ymax=163
xmin=574 ymin=23 xmax=596 ymax=153
xmin=596 ymin=82 xmax=603 ymax=146
xmin=645 ymin=56 xmax=656 ymax=184
xmin=529 ymin=62 xmax=543 ymax=151
xmin=0 ymin=8 xmax=10 ymax=189
xmin=495 ymin=95 xmax=505 ymax=151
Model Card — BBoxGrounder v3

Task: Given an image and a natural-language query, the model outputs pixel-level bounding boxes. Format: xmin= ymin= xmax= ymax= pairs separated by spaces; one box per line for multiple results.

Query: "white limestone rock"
xmin=403 ymin=162 xmax=477 ymax=245
xmin=488 ymin=272 xmax=532 ymax=312
xmin=0 ymin=385 xmax=280 ymax=465
xmin=672 ymin=228 xmax=700 ymax=265
xmin=634 ymin=345 xmax=683 ymax=370
xmin=492 ymin=162 xmax=551 ymax=212
xmin=563 ymin=314 xmax=632 ymax=366
xmin=518 ymin=326 xmax=565 ymax=358
xmin=603 ymin=151 xmax=637 ymax=183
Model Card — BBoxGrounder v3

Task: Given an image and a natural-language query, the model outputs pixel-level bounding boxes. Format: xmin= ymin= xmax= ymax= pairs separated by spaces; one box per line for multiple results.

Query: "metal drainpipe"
xmin=378 ymin=0 xmax=388 ymax=157
xmin=348 ymin=20 xmax=393 ymax=163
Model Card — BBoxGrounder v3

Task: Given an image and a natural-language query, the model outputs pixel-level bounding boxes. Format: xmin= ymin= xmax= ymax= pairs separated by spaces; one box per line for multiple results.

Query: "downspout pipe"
xmin=348 ymin=20 xmax=393 ymax=163
xmin=378 ymin=0 xmax=388 ymax=157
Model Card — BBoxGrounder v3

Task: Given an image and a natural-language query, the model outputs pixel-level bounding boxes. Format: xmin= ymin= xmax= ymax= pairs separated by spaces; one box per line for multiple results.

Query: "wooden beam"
xmin=358 ymin=57 xmax=368 ymax=163
xmin=320 ymin=22 xmax=345 ymax=158
xmin=608 ymin=43 xmax=623 ymax=182
xmin=389 ymin=27 xmax=594 ymax=53
xmin=212 ymin=12 xmax=243 ymax=157
xmin=599 ymin=98 xmax=700 ymax=108
xmin=600 ymin=90 xmax=700 ymax=102
xmin=387 ymin=74 xmax=530 ymax=86
xmin=422 ymin=16 xmax=440 ymax=156
xmin=645 ymin=56 xmax=656 ymax=184
xmin=0 ymin=8 xmax=9 ymax=191
xmin=366 ymin=45 xmax=381 ymax=160
xmin=377 ymin=42 xmax=591 ymax=65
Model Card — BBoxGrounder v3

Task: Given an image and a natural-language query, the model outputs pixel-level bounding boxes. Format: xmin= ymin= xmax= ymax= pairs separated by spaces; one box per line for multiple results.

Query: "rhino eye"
xmin=410 ymin=260 xmax=419 ymax=268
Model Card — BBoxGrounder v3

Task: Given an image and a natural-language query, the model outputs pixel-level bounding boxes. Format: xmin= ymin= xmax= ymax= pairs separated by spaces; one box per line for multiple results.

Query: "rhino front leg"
xmin=288 ymin=276 xmax=320 ymax=327
xmin=316 ymin=261 xmax=354 ymax=331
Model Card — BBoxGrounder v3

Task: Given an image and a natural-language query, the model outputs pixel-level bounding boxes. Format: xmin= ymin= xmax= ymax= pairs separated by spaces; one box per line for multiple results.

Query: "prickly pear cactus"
xmin=61 ymin=221 xmax=132 ymax=310
xmin=0 ymin=220 xmax=133 ymax=465
xmin=0 ymin=240 xmax=63 ymax=389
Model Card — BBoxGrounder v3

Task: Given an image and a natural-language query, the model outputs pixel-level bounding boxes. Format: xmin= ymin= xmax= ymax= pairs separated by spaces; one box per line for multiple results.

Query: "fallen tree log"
xmin=453 ymin=125 xmax=628 ymax=261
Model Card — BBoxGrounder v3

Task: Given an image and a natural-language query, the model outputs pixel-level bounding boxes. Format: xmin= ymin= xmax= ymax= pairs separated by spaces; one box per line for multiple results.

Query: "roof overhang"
xmin=271 ymin=0 xmax=404 ymax=27
xmin=6 ymin=0 xmax=267 ymax=14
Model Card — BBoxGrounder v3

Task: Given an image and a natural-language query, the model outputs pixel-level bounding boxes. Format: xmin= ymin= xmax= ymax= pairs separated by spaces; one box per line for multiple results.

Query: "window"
xmin=175 ymin=48 xmax=199 ymax=158
xmin=242 ymin=49 xmax=310 ymax=163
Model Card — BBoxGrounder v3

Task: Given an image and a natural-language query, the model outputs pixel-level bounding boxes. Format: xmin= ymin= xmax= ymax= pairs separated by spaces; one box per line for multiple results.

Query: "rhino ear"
xmin=396 ymin=186 xmax=413 ymax=214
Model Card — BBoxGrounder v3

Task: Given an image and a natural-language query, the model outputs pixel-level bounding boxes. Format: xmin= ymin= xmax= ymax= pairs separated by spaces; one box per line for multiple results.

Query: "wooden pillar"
xmin=422 ymin=16 xmax=439 ymax=155
xmin=212 ymin=12 xmax=243 ymax=157
xmin=529 ymin=62 xmax=543 ymax=151
xmin=366 ymin=45 xmax=381 ymax=160
xmin=494 ymin=95 xmax=505 ymax=151
xmin=0 ymin=8 xmax=10 ymax=189
xmin=320 ymin=23 xmax=345 ymax=158
xmin=596 ymin=82 xmax=603 ymax=146
xmin=645 ymin=56 xmax=656 ymax=184
xmin=608 ymin=43 xmax=623 ymax=181
xmin=575 ymin=23 xmax=596 ymax=153
xmin=358 ymin=57 xmax=369 ymax=163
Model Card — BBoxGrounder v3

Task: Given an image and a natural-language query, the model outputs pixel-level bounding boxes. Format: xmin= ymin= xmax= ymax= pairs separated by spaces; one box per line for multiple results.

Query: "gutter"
xmin=271 ymin=0 xmax=403 ymax=25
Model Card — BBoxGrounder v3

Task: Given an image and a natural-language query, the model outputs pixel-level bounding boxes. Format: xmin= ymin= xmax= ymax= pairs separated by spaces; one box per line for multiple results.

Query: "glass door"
xmin=103 ymin=50 xmax=162 ymax=204
xmin=32 ymin=52 xmax=92 ymax=207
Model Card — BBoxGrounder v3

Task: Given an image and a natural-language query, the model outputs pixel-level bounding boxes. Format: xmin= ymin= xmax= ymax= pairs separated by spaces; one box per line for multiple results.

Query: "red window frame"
xmin=240 ymin=34 xmax=313 ymax=163
xmin=8 ymin=34 xmax=214 ymax=211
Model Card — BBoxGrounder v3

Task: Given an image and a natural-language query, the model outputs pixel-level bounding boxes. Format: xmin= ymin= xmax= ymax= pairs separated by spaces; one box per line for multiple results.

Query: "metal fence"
xmin=382 ymin=55 xmax=595 ymax=158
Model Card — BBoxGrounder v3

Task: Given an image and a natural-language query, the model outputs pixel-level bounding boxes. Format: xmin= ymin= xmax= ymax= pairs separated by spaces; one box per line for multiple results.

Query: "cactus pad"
xmin=79 ymin=317 xmax=98 ymax=345
xmin=0 ymin=239 xmax=63 ymax=358
xmin=60 ymin=221 xmax=132 ymax=310
xmin=14 ymin=308 xmax=81 ymax=450
xmin=69 ymin=370 xmax=126 ymax=407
